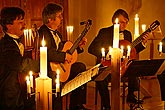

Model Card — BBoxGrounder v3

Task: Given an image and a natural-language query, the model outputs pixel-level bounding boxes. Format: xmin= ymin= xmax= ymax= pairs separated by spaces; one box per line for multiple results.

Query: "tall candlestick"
xmin=111 ymin=48 xmax=121 ymax=110
xmin=40 ymin=37 xmax=47 ymax=78
xmin=159 ymin=42 xmax=162 ymax=53
xmin=120 ymin=45 xmax=124 ymax=58
xmin=141 ymin=24 xmax=146 ymax=32
xmin=26 ymin=76 xmax=31 ymax=94
xmin=127 ymin=45 xmax=131 ymax=58
xmin=134 ymin=14 xmax=139 ymax=40
xmin=56 ymin=69 xmax=60 ymax=93
xmin=28 ymin=29 xmax=32 ymax=46
xmin=67 ymin=26 xmax=74 ymax=41
xmin=101 ymin=48 xmax=105 ymax=58
xmin=113 ymin=18 xmax=119 ymax=48
xmin=29 ymin=71 xmax=33 ymax=89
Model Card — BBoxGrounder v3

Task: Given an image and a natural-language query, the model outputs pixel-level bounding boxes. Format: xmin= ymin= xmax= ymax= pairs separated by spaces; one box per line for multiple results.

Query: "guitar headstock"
xmin=148 ymin=20 xmax=160 ymax=32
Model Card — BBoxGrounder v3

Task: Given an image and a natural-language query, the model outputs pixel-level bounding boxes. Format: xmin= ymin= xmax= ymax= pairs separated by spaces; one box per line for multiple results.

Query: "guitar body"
xmin=50 ymin=41 xmax=78 ymax=82
xmin=119 ymin=40 xmax=137 ymax=76
xmin=119 ymin=40 xmax=137 ymax=59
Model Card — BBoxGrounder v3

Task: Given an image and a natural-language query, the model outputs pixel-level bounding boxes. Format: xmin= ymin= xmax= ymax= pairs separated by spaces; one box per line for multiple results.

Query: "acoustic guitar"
xmin=50 ymin=20 xmax=92 ymax=82
xmin=102 ymin=20 xmax=160 ymax=76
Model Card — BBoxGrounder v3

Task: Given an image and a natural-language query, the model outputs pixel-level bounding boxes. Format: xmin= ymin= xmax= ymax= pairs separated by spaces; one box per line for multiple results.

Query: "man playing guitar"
xmin=38 ymin=3 xmax=88 ymax=110
xmin=88 ymin=9 xmax=150 ymax=110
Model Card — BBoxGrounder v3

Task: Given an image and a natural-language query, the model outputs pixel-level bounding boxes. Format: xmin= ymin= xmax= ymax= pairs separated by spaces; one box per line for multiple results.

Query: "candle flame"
xmin=101 ymin=48 xmax=105 ymax=52
xmin=142 ymin=24 xmax=146 ymax=32
xmin=135 ymin=14 xmax=138 ymax=18
xmin=56 ymin=69 xmax=60 ymax=75
xmin=42 ymin=37 xmax=46 ymax=47
xmin=26 ymin=76 xmax=29 ymax=81
xmin=29 ymin=71 xmax=33 ymax=76
xmin=115 ymin=18 xmax=118 ymax=24
xmin=127 ymin=45 xmax=131 ymax=50
xmin=67 ymin=26 xmax=74 ymax=33
xmin=160 ymin=42 xmax=162 ymax=45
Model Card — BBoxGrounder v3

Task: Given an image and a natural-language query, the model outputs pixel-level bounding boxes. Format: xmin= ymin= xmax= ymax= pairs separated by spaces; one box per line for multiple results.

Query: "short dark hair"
xmin=0 ymin=7 xmax=25 ymax=32
xmin=112 ymin=9 xmax=129 ymax=23
xmin=42 ymin=3 xmax=63 ymax=24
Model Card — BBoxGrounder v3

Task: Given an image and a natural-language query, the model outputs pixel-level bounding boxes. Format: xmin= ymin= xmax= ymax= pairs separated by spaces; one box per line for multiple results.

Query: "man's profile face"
xmin=118 ymin=14 xmax=128 ymax=31
xmin=6 ymin=16 xmax=25 ymax=37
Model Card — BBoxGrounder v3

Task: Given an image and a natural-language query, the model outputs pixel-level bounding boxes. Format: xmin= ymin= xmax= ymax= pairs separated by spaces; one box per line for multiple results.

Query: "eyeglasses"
xmin=119 ymin=21 xmax=128 ymax=25
xmin=56 ymin=14 xmax=63 ymax=19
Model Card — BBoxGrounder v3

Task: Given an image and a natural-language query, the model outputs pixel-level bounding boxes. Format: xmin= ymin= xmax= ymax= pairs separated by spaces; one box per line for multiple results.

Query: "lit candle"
xmin=26 ymin=29 xmax=29 ymax=46
xmin=101 ymin=48 xmax=105 ymax=58
xmin=28 ymin=29 xmax=32 ymax=46
xmin=120 ymin=45 xmax=124 ymax=58
xmin=127 ymin=45 xmax=131 ymax=58
xmin=40 ymin=37 xmax=47 ymax=78
xmin=106 ymin=46 xmax=112 ymax=60
xmin=26 ymin=76 xmax=31 ymax=93
xmin=113 ymin=18 xmax=119 ymax=48
xmin=24 ymin=29 xmax=27 ymax=47
xmin=159 ymin=42 xmax=162 ymax=53
xmin=141 ymin=24 xmax=146 ymax=32
xmin=56 ymin=69 xmax=60 ymax=93
xmin=67 ymin=26 xmax=74 ymax=41
xmin=29 ymin=71 xmax=33 ymax=89
xmin=134 ymin=14 xmax=139 ymax=40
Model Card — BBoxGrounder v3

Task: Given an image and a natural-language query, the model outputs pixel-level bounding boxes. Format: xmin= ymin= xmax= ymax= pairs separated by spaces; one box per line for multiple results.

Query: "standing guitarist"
xmin=38 ymin=3 xmax=88 ymax=110
xmin=88 ymin=9 xmax=150 ymax=110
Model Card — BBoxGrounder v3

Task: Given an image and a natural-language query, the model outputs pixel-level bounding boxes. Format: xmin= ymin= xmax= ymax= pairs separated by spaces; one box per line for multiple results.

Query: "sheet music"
xmin=61 ymin=64 xmax=100 ymax=96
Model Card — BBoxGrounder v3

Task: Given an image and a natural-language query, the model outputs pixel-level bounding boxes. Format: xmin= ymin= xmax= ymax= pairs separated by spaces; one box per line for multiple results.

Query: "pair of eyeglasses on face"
xmin=56 ymin=14 xmax=63 ymax=19
xmin=119 ymin=21 xmax=128 ymax=25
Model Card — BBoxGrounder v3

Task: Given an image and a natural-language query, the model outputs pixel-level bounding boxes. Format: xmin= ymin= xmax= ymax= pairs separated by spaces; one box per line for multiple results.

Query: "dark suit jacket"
xmin=38 ymin=24 xmax=83 ymax=64
xmin=88 ymin=25 xmax=145 ymax=64
xmin=0 ymin=34 xmax=39 ymax=109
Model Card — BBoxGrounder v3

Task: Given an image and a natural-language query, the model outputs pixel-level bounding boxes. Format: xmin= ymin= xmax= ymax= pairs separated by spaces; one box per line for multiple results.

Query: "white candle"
xmin=29 ymin=71 xmax=33 ymax=89
xmin=120 ymin=45 xmax=124 ymax=58
xmin=40 ymin=37 xmax=47 ymax=78
xmin=141 ymin=24 xmax=146 ymax=32
xmin=109 ymin=46 xmax=112 ymax=55
xmin=113 ymin=18 xmax=119 ymax=48
xmin=24 ymin=30 xmax=26 ymax=47
xmin=159 ymin=42 xmax=162 ymax=53
xmin=134 ymin=14 xmax=139 ymax=40
xmin=127 ymin=45 xmax=131 ymax=58
xmin=101 ymin=48 xmax=105 ymax=58
xmin=56 ymin=69 xmax=60 ymax=93
xmin=26 ymin=29 xmax=29 ymax=46
xmin=28 ymin=29 xmax=32 ymax=46
xmin=67 ymin=26 xmax=74 ymax=41
xmin=26 ymin=76 xmax=31 ymax=93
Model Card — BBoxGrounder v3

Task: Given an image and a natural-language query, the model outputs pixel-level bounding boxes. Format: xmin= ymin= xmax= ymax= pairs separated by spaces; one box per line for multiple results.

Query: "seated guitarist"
xmin=88 ymin=9 xmax=149 ymax=110
xmin=38 ymin=3 xmax=88 ymax=110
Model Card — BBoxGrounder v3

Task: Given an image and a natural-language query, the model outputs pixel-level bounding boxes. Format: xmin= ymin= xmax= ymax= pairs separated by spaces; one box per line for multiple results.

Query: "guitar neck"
xmin=68 ymin=20 xmax=92 ymax=55
xmin=69 ymin=27 xmax=89 ymax=54
xmin=131 ymin=34 xmax=144 ymax=48
xmin=131 ymin=20 xmax=160 ymax=48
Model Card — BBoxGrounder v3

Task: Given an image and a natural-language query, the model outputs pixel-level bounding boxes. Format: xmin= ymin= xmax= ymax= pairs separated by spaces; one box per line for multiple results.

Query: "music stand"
xmin=122 ymin=59 xmax=165 ymax=109
xmin=123 ymin=59 xmax=165 ymax=78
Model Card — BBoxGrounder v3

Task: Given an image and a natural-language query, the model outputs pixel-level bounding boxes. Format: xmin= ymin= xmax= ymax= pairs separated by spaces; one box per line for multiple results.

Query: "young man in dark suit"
xmin=88 ymin=9 xmax=149 ymax=110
